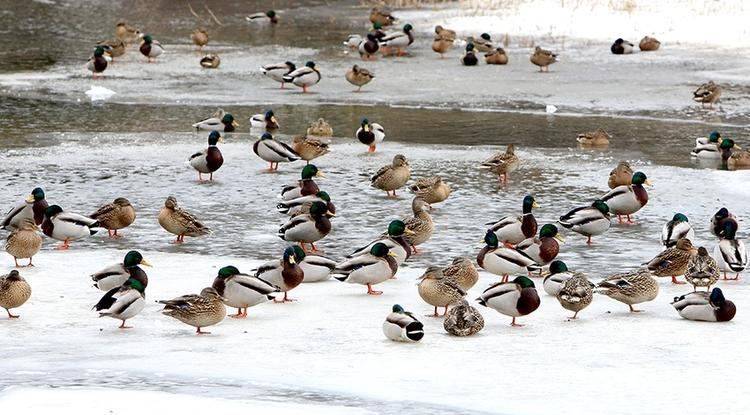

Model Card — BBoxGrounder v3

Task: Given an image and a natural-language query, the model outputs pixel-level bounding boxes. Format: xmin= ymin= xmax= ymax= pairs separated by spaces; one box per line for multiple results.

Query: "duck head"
xmin=522 ymin=195 xmax=539 ymax=213
xmin=548 ymin=260 xmax=568 ymax=275
xmin=370 ymin=242 xmax=395 ymax=258
xmin=388 ymin=219 xmax=414 ymax=237
xmin=221 ymin=113 xmax=238 ymax=128
xmin=540 ymin=224 xmax=564 ymax=242
xmin=392 ymin=154 xmax=408 ymax=167
xmin=709 ymin=131 xmax=721 ymax=143
xmin=26 ymin=187 xmax=45 ymax=203
xmin=719 ymin=220 xmax=738 ymax=239
xmin=591 ymin=199 xmax=610 ymax=216
xmin=483 ymin=230 xmax=499 ymax=248
xmin=164 ymin=196 xmax=178 ymax=209
xmin=124 ymin=250 xmax=151 ymax=268
xmin=512 ymin=275 xmax=535 ymax=288
xmin=631 ymin=171 xmax=651 ymax=186
xmin=301 ymin=164 xmax=324 ymax=180
xmin=208 ymin=131 xmax=223 ymax=145
xmin=44 ymin=205 xmax=63 ymax=218
xmin=672 ymin=213 xmax=689 ymax=223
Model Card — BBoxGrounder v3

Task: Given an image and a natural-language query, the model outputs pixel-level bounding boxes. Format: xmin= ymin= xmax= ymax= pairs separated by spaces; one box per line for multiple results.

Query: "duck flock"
xmin=1 ymin=7 xmax=746 ymax=341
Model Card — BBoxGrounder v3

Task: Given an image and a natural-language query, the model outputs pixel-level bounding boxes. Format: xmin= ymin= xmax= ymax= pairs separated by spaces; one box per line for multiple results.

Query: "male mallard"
xmin=442 ymin=256 xmax=479 ymax=291
xmin=370 ymin=7 xmax=397 ymax=27
xmin=157 ymin=196 xmax=210 ymax=243
xmin=280 ymin=164 xmax=323 ymax=200
xmin=477 ymin=230 xmax=541 ymax=282
xmin=282 ymin=61 xmax=321 ymax=93
xmin=461 ymin=43 xmax=479 ymax=66
xmin=610 ymin=38 xmax=635 ymax=54
xmin=292 ymin=245 xmax=337 ymax=283
xmin=277 ymin=201 xmax=334 ymax=252
xmin=159 ymin=287 xmax=226 ymax=334
xmin=711 ymin=207 xmax=738 ymax=238
xmin=409 ymin=176 xmax=451 ymax=206
xmin=0 ymin=270 xmax=31 ymax=318
xmin=542 ymin=260 xmax=583 ymax=296
xmin=431 ymin=26 xmax=455 ymax=58
xmin=601 ymin=171 xmax=651 ymax=223
xmin=199 ymin=54 xmax=220 ymax=68
xmin=417 ymin=266 xmax=466 ymax=316
xmin=115 ymin=21 xmax=141 ymax=44
xmin=728 ymin=149 xmax=750 ymax=170
xmin=608 ymin=161 xmax=633 ymax=189
xmin=358 ymin=34 xmax=380 ymax=60
xmin=486 ymin=195 xmax=539 ymax=246
xmin=694 ymin=138 xmax=741 ymax=161
xmin=485 ymin=47 xmax=508 ymax=65
xmin=685 ymin=247 xmax=719 ymax=291
xmin=356 ymin=118 xmax=386 ymax=152
xmin=639 ymin=36 xmax=661 ymax=51
xmin=646 ymin=238 xmax=697 ymax=284
xmin=713 ymin=220 xmax=747 ymax=280
xmin=517 ymin=223 xmax=564 ymax=266
xmin=292 ymin=135 xmax=330 ymax=164
xmin=277 ymin=191 xmax=335 ymax=217
xmin=192 ymin=111 xmax=238 ymax=132
xmin=530 ymin=46 xmax=557 ymax=72
xmin=347 ymin=219 xmax=414 ymax=266
xmin=189 ymin=131 xmax=224 ymax=181
xmin=250 ymin=110 xmax=280 ymax=130
xmin=41 ymin=205 xmax=99 ymax=250
xmin=139 ymin=34 xmax=164 ymax=63
xmin=89 ymin=197 xmax=136 ymax=238
xmin=91 ymin=250 xmax=151 ymax=292
xmin=481 ymin=144 xmax=519 ymax=184
xmin=693 ymin=81 xmax=721 ymax=109
xmin=253 ymin=246 xmax=304 ymax=302
xmin=246 ymin=10 xmax=278 ymax=24
xmin=671 ymin=288 xmax=736 ymax=322
xmin=191 ymin=28 xmax=209 ymax=50
xmin=86 ymin=46 xmax=108 ymax=78
xmin=403 ymin=197 xmax=433 ymax=253
xmin=334 ymin=243 xmax=398 ymax=295
xmin=576 ymin=129 xmax=611 ymax=147
xmin=693 ymin=131 xmax=721 ymax=151
xmin=346 ymin=65 xmax=375 ymax=92
xmin=94 ymin=277 xmax=146 ymax=329
xmin=253 ymin=132 xmax=299 ymax=171
xmin=5 ymin=218 xmax=42 ymax=267
xmin=383 ymin=304 xmax=424 ymax=342
xmin=306 ymin=118 xmax=333 ymax=137
xmin=371 ymin=154 xmax=410 ymax=197
xmin=469 ymin=33 xmax=494 ymax=53
xmin=661 ymin=213 xmax=695 ymax=248
xmin=261 ymin=61 xmax=296 ymax=89
xmin=719 ymin=139 xmax=741 ymax=165
xmin=2 ymin=187 xmax=47 ymax=230
xmin=380 ymin=24 xmax=414 ymax=56
xmin=556 ymin=275 xmax=594 ymax=319
xmin=595 ymin=269 xmax=658 ymax=312
xmin=558 ymin=200 xmax=611 ymax=244
xmin=212 ymin=265 xmax=280 ymax=317
xmin=477 ymin=275 xmax=540 ymax=327
xmin=444 ymin=299 xmax=484 ymax=336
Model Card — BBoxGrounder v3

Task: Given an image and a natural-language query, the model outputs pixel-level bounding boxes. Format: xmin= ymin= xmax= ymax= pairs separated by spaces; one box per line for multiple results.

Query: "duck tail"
xmin=333 ymin=275 xmax=348 ymax=282
xmin=476 ymin=297 xmax=486 ymax=306
xmin=405 ymin=322 xmax=424 ymax=341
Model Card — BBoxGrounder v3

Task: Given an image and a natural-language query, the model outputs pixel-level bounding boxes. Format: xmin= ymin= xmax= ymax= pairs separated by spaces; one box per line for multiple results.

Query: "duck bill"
xmin=554 ymin=234 xmax=566 ymax=243
xmin=363 ymin=125 xmax=370 ymax=132
xmin=232 ymin=120 xmax=240 ymax=128
xmin=644 ymin=179 xmax=653 ymax=186
xmin=140 ymin=259 xmax=153 ymax=267
xmin=532 ymin=201 xmax=540 ymax=208
xmin=387 ymin=252 xmax=397 ymax=258
xmin=316 ymin=171 xmax=326 ymax=178
xmin=218 ymin=136 xmax=225 ymax=143
xmin=326 ymin=211 xmax=336 ymax=217
xmin=25 ymin=195 xmax=35 ymax=203
xmin=289 ymin=256 xmax=296 ymax=264
xmin=734 ymin=144 xmax=742 ymax=150
xmin=271 ymin=116 xmax=278 ymax=125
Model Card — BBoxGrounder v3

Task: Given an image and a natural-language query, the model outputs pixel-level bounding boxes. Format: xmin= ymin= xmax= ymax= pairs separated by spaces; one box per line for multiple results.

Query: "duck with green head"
xmin=661 ymin=213 xmax=695 ymax=248
xmin=87 ymin=46 xmax=108 ymax=78
xmin=348 ymin=219 xmax=414 ymax=266
xmin=600 ymin=171 xmax=651 ymax=224
xmin=246 ymin=10 xmax=278 ymax=24
xmin=189 ymin=131 xmax=224 ymax=181
xmin=335 ymin=243 xmax=398 ymax=295
xmin=671 ymin=288 xmax=736 ymax=322
xmin=542 ymin=260 xmax=583 ymax=296
xmin=277 ymin=201 xmax=334 ymax=253
xmin=139 ymin=34 xmax=164 ymax=62
xmin=2 ymin=187 xmax=48 ymax=230
xmin=477 ymin=275 xmax=540 ymax=327
xmin=477 ymin=230 xmax=541 ymax=283
xmin=380 ymin=24 xmax=414 ymax=56
xmin=471 ymin=33 xmax=494 ymax=52
xmin=486 ymin=195 xmax=539 ymax=246
xmin=691 ymin=130 xmax=722 ymax=158
xmin=192 ymin=111 xmax=239 ymax=132
xmin=91 ymin=250 xmax=152 ymax=292
xmin=282 ymin=61 xmax=321 ymax=93
xmin=383 ymin=304 xmax=424 ymax=342
xmin=516 ymin=223 xmax=565 ymax=266
xmin=253 ymin=132 xmax=299 ymax=171
xmin=212 ymin=265 xmax=280 ymax=317
xmin=94 ymin=277 xmax=147 ymax=329
xmin=280 ymin=164 xmax=324 ymax=200
xmin=42 ymin=205 xmax=100 ymax=250
xmin=277 ymin=191 xmax=335 ymax=217
xmin=289 ymin=245 xmax=337 ymax=283
xmin=253 ymin=247 xmax=304 ymax=302
xmin=558 ymin=200 xmax=611 ymax=245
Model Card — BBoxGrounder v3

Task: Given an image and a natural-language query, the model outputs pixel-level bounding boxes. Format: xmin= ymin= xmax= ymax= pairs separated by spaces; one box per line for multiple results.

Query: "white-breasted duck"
xmin=91 ymin=250 xmax=151 ymax=292
xmin=253 ymin=132 xmax=299 ymax=171
xmin=334 ymin=243 xmax=398 ymax=295
xmin=213 ymin=266 xmax=280 ymax=317
xmin=558 ymin=199 xmax=611 ymax=245
xmin=601 ymin=171 xmax=651 ymax=224
xmin=485 ymin=195 xmax=539 ymax=246
xmin=1 ymin=187 xmax=48 ymax=230
xmin=280 ymin=164 xmax=324 ymax=200
xmin=477 ymin=275 xmax=541 ymax=327
xmin=41 ymin=205 xmax=99 ymax=249
xmin=477 ymin=230 xmax=541 ymax=283
xmin=277 ymin=201 xmax=334 ymax=253
xmin=356 ymin=118 xmax=386 ymax=152
xmin=661 ymin=213 xmax=695 ymax=248
xmin=189 ymin=131 xmax=224 ymax=181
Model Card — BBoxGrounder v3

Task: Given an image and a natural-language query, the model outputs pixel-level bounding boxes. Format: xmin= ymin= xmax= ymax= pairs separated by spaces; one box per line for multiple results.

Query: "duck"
xmin=431 ymin=26 xmax=455 ymax=58
xmin=434 ymin=25 xmax=457 ymax=41
xmin=192 ymin=111 xmax=238 ymax=132
xmin=646 ymin=238 xmax=697 ymax=284
xmin=639 ymin=36 xmax=661 ymax=51
xmin=608 ymin=161 xmax=633 ymax=189
xmin=212 ymin=266 xmax=280 ymax=318
xmin=334 ymin=243 xmax=398 ymax=295
xmin=115 ymin=21 xmax=141 ymax=44
xmin=159 ymin=287 xmax=226 ymax=334
xmin=671 ymin=288 xmax=736 ymax=322
xmin=246 ymin=10 xmax=278 ymax=24
xmin=517 ymin=223 xmax=565 ymax=266
xmin=94 ymin=277 xmax=146 ymax=329
xmin=371 ymin=154 xmax=410 ymax=197
xmin=86 ymin=46 xmax=108 ymax=78
xmin=461 ymin=43 xmax=479 ymax=66
xmin=442 ymin=256 xmax=479 ymax=291
xmin=691 ymin=131 xmax=722 ymax=158
xmin=693 ymin=138 xmax=740 ymax=160
xmin=291 ymin=246 xmax=337 ymax=283
xmin=661 ymin=213 xmax=695 ymax=248
xmin=481 ymin=144 xmax=519 ymax=184
xmin=409 ymin=176 xmax=452 ymax=206
xmin=358 ymin=33 xmax=380 ymax=60
xmin=469 ymin=33 xmax=494 ymax=53
xmin=444 ymin=299 xmax=484 ymax=336
xmin=595 ymin=269 xmax=659 ymax=312
xmin=685 ymin=247 xmax=720 ymax=291
xmin=477 ymin=230 xmax=541 ymax=282
xmin=189 ymin=131 xmax=224 ymax=181
xmin=356 ymin=118 xmax=386 ymax=152
xmin=530 ymin=46 xmax=557 ymax=72
xmin=370 ymin=6 xmax=397 ymax=27
xmin=91 ymin=250 xmax=151 ymax=292
xmin=250 ymin=110 xmax=280 ymax=130
xmin=347 ymin=219 xmax=414 ymax=266
xmin=253 ymin=132 xmax=300 ymax=171
xmin=558 ymin=200 xmax=611 ymax=245
xmin=403 ymin=197 xmax=434 ymax=254
xmin=277 ymin=191 xmax=335 ymax=217
xmin=88 ymin=198 xmax=136 ymax=239
xmin=610 ymin=38 xmax=635 ymax=54
xmin=693 ymin=81 xmax=721 ymax=109
xmin=711 ymin=207 xmax=738 ymax=238
xmin=346 ymin=64 xmax=375 ymax=92
xmin=292 ymin=135 xmax=330 ymax=164
xmin=41 ymin=205 xmax=99 ymax=250
xmin=253 ymin=247 xmax=304 ymax=303
xmin=199 ymin=54 xmax=220 ymax=68
xmin=542 ymin=260 xmax=582 ymax=296
xmin=191 ymin=28 xmax=209 ymax=50
xmin=694 ymin=131 xmax=721 ymax=148
xmin=485 ymin=47 xmax=508 ymax=65
xmin=380 ymin=24 xmax=414 ymax=56
xmin=139 ymin=34 xmax=164 ymax=63
xmin=576 ymin=129 xmax=611 ymax=147
xmin=477 ymin=275 xmax=540 ymax=327
xmin=729 ymin=149 xmax=750 ymax=170
xmin=157 ymin=196 xmax=210 ymax=244
xmin=417 ymin=266 xmax=466 ymax=316
xmin=260 ymin=61 xmax=296 ymax=89
xmin=280 ymin=164 xmax=324 ymax=200
xmin=343 ymin=34 xmax=363 ymax=49
xmin=486 ymin=195 xmax=539 ymax=246
xmin=5 ymin=218 xmax=42 ymax=267
xmin=601 ymin=171 xmax=651 ymax=223
xmin=2 ymin=187 xmax=47 ymax=230
xmin=0 ymin=270 xmax=31 ymax=319
xmin=277 ymin=201 xmax=334 ymax=252
xmin=383 ymin=305 xmax=424 ymax=342
xmin=713 ymin=220 xmax=747 ymax=280
xmin=282 ymin=61 xmax=321 ymax=93
xmin=719 ymin=139 xmax=742 ymax=165
xmin=557 ymin=275 xmax=594 ymax=319
xmin=306 ymin=118 xmax=333 ymax=137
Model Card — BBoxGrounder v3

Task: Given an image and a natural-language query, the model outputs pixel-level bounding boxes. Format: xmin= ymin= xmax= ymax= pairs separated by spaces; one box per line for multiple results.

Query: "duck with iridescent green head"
xmin=94 ymin=277 xmax=147 ymax=329
xmin=486 ymin=195 xmax=539 ymax=246
xmin=280 ymin=164 xmax=324 ymax=200
xmin=477 ymin=275 xmax=540 ymax=327
xmin=212 ymin=265 xmax=280 ymax=317
xmin=87 ymin=46 xmax=108 ymax=78
xmin=660 ymin=213 xmax=695 ymax=248
xmin=516 ymin=223 xmax=565 ymax=266
xmin=601 ymin=171 xmax=651 ymax=224
xmin=139 ymin=34 xmax=164 ymax=63
xmin=558 ymin=200 xmax=611 ymax=245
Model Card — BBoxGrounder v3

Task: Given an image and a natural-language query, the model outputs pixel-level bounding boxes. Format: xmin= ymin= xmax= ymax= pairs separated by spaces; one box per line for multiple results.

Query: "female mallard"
xmin=139 ymin=35 xmax=164 ymax=63
xmin=461 ymin=43 xmax=478 ymax=66
xmin=486 ymin=195 xmax=539 ymax=246
xmin=346 ymin=65 xmax=375 ymax=92
xmin=306 ymin=118 xmax=333 ymax=137
xmin=728 ymin=149 xmax=750 ymax=170
xmin=608 ymin=161 xmax=633 ymax=189
xmin=292 ymin=246 xmax=337 ymax=283
xmin=253 ymin=247 xmax=305 ymax=302
xmin=646 ymin=238 xmax=697 ymax=284
xmin=261 ymin=61 xmax=296 ymax=89
xmin=442 ymin=256 xmax=479 ymax=291
xmin=91 ymin=250 xmax=151 ymax=292
xmin=711 ymin=207 xmax=738 ymax=238
xmin=277 ymin=201 xmax=334 ymax=252
xmin=556 ymin=275 xmax=594 ymax=319
xmin=402 ymin=197 xmax=434 ymax=253
xmin=383 ymin=304 xmax=424 ymax=342
xmin=380 ymin=24 xmax=414 ymax=56
xmin=576 ymin=129 xmax=611 ymax=147
xmin=601 ymin=171 xmax=651 ymax=223
xmin=693 ymin=81 xmax=721 ymax=109
xmin=610 ymin=38 xmax=635 ymax=54
xmin=558 ymin=200 xmax=611 ymax=244
xmin=191 ymin=28 xmax=209 ymax=50
xmin=192 ymin=111 xmax=238 ymax=132
xmin=469 ymin=33 xmax=494 ymax=53
xmin=481 ymin=144 xmax=519 ymax=184
xmin=685 ymin=247 xmax=719 ymax=291
xmin=87 ymin=46 xmax=108 ymax=78
xmin=335 ymin=243 xmax=398 ymax=295
xmin=0 ymin=270 xmax=31 ymax=318
xmin=282 ymin=61 xmax=320 ymax=93
xmin=253 ymin=132 xmax=299 ymax=171
xmin=2 ymin=187 xmax=47 ymax=230
xmin=409 ymin=176 xmax=451 ymax=206
xmin=595 ymin=269 xmax=659 ymax=312
xmin=356 ymin=118 xmax=386 ymax=152
xmin=639 ymin=36 xmax=661 ymax=51
xmin=212 ymin=266 xmax=280 ymax=318
xmin=159 ymin=287 xmax=226 ymax=334
xmin=5 ymin=218 xmax=42 ymax=267
xmin=292 ymin=135 xmax=330 ymax=164
xmin=42 ymin=205 xmax=99 ymax=250
xmin=477 ymin=230 xmax=541 ymax=282
xmin=417 ymin=266 xmax=466 ymax=316
xmin=94 ymin=277 xmax=146 ymax=329
xmin=89 ymin=197 xmax=136 ymax=238
xmin=347 ymin=219 xmax=414 ymax=266
xmin=477 ymin=275 xmax=540 ymax=327
xmin=542 ymin=260 xmax=583 ymax=296
xmin=157 ymin=196 xmax=210 ymax=243
xmin=517 ymin=223 xmax=564 ymax=266
xmin=280 ymin=164 xmax=324 ymax=200
xmin=713 ymin=220 xmax=747 ymax=280
xmin=661 ymin=213 xmax=695 ymax=248
xmin=485 ymin=47 xmax=508 ymax=65
xmin=115 ymin=21 xmax=141 ymax=44
xmin=246 ymin=10 xmax=278 ymax=24
xmin=189 ymin=131 xmax=224 ymax=181
xmin=277 ymin=191 xmax=335 ymax=217
xmin=250 ymin=110 xmax=280 ymax=130
xmin=370 ymin=7 xmax=396 ymax=27
xmin=671 ymin=288 xmax=736 ymax=322
xmin=530 ymin=46 xmax=557 ymax=72
xmin=431 ymin=26 xmax=455 ymax=58
xmin=371 ymin=154 xmax=410 ymax=197
xmin=199 ymin=54 xmax=220 ymax=68
xmin=444 ymin=299 xmax=484 ymax=336
xmin=359 ymin=34 xmax=380 ymax=60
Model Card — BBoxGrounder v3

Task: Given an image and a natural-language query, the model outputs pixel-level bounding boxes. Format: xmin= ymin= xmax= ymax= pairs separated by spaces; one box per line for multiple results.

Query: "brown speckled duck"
xmin=577 ymin=129 xmax=611 ymax=147
xmin=608 ymin=161 xmax=633 ymax=189
xmin=556 ymin=274 xmax=594 ymax=319
xmin=0 ymin=270 xmax=31 ymax=319
xmin=485 ymin=47 xmax=508 ymax=65
xmin=693 ymin=81 xmax=721 ymax=109
xmin=530 ymin=46 xmax=557 ymax=72
xmin=157 ymin=196 xmax=210 ymax=243
xmin=431 ymin=25 xmax=455 ymax=58
xmin=639 ymin=36 xmax=661 ymax=51
xmin=346 ymin=64 xmax=375 ymax=92
xmin=292 ymin=135 xmax=330 ymax=164
xmin=481 ymin=144 xmax=519 ymax=184
xmin=417 ymin=266 xmax=466 ymax=316
xmin=191 ymin=28 xmax=209 ymax=50
xmin=409 ymin=176 xmax=452 ymax=206
xmin=90 ymin=197 xmax=136 ymax=238
xmin=159 ymin=287 xmax=226 ymax=334
xmin=595 ymin=269 xmax=658 ymax=312
xmin=728 ymin=150 xmax=750 ymax=170
xmin=5 ymin=218 xmax=42 ymax=267
xmin=403 ymin=197 xmax=434 ymax=253
xmin=442 ymin=256 xmax=479 ymax=291
xmin=371 ymin=154 xmax=411 ymax=197
xmin=685 ymin=246 xmax=720 ymax=291
xmin=646 ymin=238 xmax=697 ymax=284
xmin=306 ymin=118 xmax=333 ymax=137
xmin=444 ymin=299 xmax=484 ymax=336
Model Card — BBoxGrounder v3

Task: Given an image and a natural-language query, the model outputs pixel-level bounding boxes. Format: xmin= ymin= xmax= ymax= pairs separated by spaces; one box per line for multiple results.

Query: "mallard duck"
xmin=646 ymin=238 xmax=697 ymax=284
xmin=292 ymin=246 xmax=337 ymax=283
xmin=5 ymin=218 xmax=42 ymax=267
xmin=608 ymin=161 xmax=633 ymax=189
xmin=94 ymin=277 xmax=146 ymax=329
xmin=557 ymin=275 xmax=594 ymax=319
xmin=246 ymin=10 xmax=278 ymax=24
xmin=461 ymin=43 xmax=479 ymax=66
xmin=383 ymin=304 xmax=423 ymax=342
xmin=277 ymin=201 xmax=334 ymax=252
xmin=434 ymin=25 xmax=456 ymax=40
xmin=481 ymin=144 xmax=519 ymax=184
xmin=346 ymin=65 xmax=375 ymax=92
xmin=280 ymin=164 xmax=323 ymax=200
xmin=409 ymin=176 xmax=451 ymax=205
xmin=485 ymin=47 xmax=508 ymax=65
xmin=444 ymin=299 xmax=484 ymax=336
xmin=610 ymin=38 xmax=635 ymax=54
xmin=380 ymin=24 xmax=414 ymax=56
xmin=212 ymin=266 xmax=280 ymax=318
xmin=199 ymin=54 xmax=220 ymax=68
xmin=253 ymin=132 xmax=299 ymax=171
xmin=282 ymin=61 xmax=321 ymax=93
xmin=159 ymin=287 xmax=226 ymax=334
xmin=86 ymin=46 xmax=108 ymax=78
xmin=91 ymin=250 xmax=151 ymax=292
xmin=403 ymin=197 xmax=433 ymax=253
xmin=530 ymin=46 xmax=557 ymax=72
xmin=371 ymin=154 xmax=410 ymax=197
xmin=469 ymin=33 xmax=494 ymax=53
xmin=261 ymin=61 xmax=296 ymax=89
xmin=693 ymin=138 xmax=740 ymax=160
xmin=694 ymin=131 xmax=721 ymax=149
xmin=344 ymin=34 xmax=363 ymax=49
xmin=542 ymin=260 xmax=583 ymax=296
xmin=558 ymin=200 xmax=611 ymax=244
xmin=115 ymin=21 xmax=141 ymax=44
xmin=477 ymin=276 xmax=540 ymax=327
xmin=356 ymin=118 xmax=386 ymax=152
xmin=713 ymin=220 xmax=747 ymax=280
xmin=431 ymin=26 xmax=455 ymax=58
xmin=334 ymin=243 xmax=398 ymax=295
xmin=417 ymin=266 xmax=466 ymax=316
xmin=671 ymin=288 xmax=736 ymax=322
xmin=595 ymin=269 xmax=659 ymax=312
xmin=601 ymin=171 xmax=651 ymax=223
xmin=486 ymin=195 xmax=539 ymax=246
xmin=358 ymin=34 xmax=380 ymax=60
xmin=661 ymin=213 xmax=695 ymax=248
xmin=306 ymin=118 xmax=333 ymax=137
xmin=639 ymin=36 xmax=661 ymax=51
xmin=576 ymin=129 xmax=611 ymax=147
xmin=89 ymin=197 xmax=136 ymax=239
xmin=443 ymin=256 xmax=479 ymax=291
xmin=41 ymin=205 xmax=99 ymax=249
xmin=477 ymin=230 xmax=541 ymax=282
xmin=711 ymin=207 xmax=738 ymax=238
xmin=192 ymin=111 xmax=238 ymax=132
xmin=348 ymin=219 xmax=414 ymax=266
xmin=292 ymin=135 xmax=330 ymax=164
xmin=191 ymin=28 xmax=209 ymax=50
xmin=719 ymin=139 xmax=742 ymax=164
xmin=157 ymin=196 xmax=210 ymax=243
xmin=277 ymin=191 xmax=335 ymax=217
xmin=189 ymin=131 xmax=224 ymax=181
xmin=2 ymin=187 xmax=47 ymax=230
xmin=370 ymin=6 xmax=396 ymax=26
xmin=728 ymin=149 xmax=750 ymax=170
xmin=139 ymin=35 xmax=164 ymax=63
xmin=0 ymin=270 xmax=31 ymax=318
xmin=691 ymin=133 xmax=721 ymax=158
xmin=693 ymin=81 xmax=721 ymax=109
xmin=252 ymin=247 xmax=304 ymax=302
xmin=685 ymin=247 xmax=719 ymax=291
xmin=517 ymin=223 xmax=564 ymax=266
xmin=250 ymin=110 xmax=280 ymax=130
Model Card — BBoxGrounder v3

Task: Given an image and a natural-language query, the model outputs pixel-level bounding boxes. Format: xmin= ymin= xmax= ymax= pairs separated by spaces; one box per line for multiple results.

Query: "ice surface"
xmin=84 ymin=86 xmax=116 ymax=101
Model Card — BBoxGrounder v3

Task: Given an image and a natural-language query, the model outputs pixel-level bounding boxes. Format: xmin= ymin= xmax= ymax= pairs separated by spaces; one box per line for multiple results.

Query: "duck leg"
xmin=5 ymin=308 xmax=19 ymax=319
xmin=411 ymin=245 xmax=419 ymax=254
xmin=671 ymin=276 xmax=686 ymax=284
xmin=14 ymin=257 xmax=19 ymax=267
xmin=366 ymin=283 xmax=383 ymax=295
xmin=586 ymin=236 xmax=593 ymax=245
xmin=510 ymin=317 xmax=525 ymax=327
xmin=427 ymin=306 xmax=440 ymax=317
xmin=302 ymin=85 xmax=308 ymax=93
xmin=273 ymin=292 xmax=297 ymax=303
xmin=368 ymin=145 xmax=376 ymax=153
xmin=626 ymin=215 xmax=635 ymax=224
xmin=119 ymin=320 xmax=133 ymax=329
xmin=230 ymin=308 xmax=245 ymax=318
xmin=196 ymin=327 xmax=211 ymax=335
xmin=55 ymin=239 xmax=70 ymax=250
xmin=501 ymin=274 xmax=509 ymax=283
xmin=628 ymin=304 xmax=644 ymax=313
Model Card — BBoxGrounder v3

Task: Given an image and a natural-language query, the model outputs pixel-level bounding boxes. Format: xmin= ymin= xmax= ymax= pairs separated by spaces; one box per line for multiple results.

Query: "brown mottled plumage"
xmin=403 ymin=198 xmax=434 ymax=252
xmin=647 ymin=238 xmax=697 ymax=284
xmin=608 ymin=161 xmax=633 ymax=189
xmin=685 ymin=247 xmax=720 ymax=291
xmin=5 ymin=218 xmax=42 ymax=267
xmin=191 ymin=28 xmax=209 ymax=49
xmin=530 ymin=46 xmax=557 ymax=72
xmin=160 ymin=287 xmax=226 ymax=334
xmin=345 ymin=64 xmax=374 ymax=92
xmin=90 ymin=197 xmax=136 ymax=238
xmin=693 ymin=81 xmax=721 ymax=109
xmin=409 ymin=176 xmax=452 ymax=205
xmin=728 ymin=150 xmax=750 ymax=170
xmin=442 ymin=256 xmax=479 ymax=291
xmin=306 ymin=118 xmax=333 ymax=137
xmin=556 ymin=275 xmax=594 ymax=319
xmin=577 ymin=129 xmax=611 ymax=147
xmin=596 ymin=269 xmax=658 ymax=312
xmin=158 ymin=196 xmax=210 ymax=243
xmin=485 ymin=47 xmax=508 ymax=65
xmin=371 ymin=154 xmax=410 ymax=197
xmin=292 ymin=135 xmax=330 ymax=163
xmin=639 ymin=36 xmax=661 ymax=51
xmin=444 ymin=299 xmax=484 ymax=336
xmin=0 ymin=270 xmax=31 ymax=318
xmin=417 ymin=266 xmax=466 ymax=316
xmin=481 ymin=144 xmax=519 ymax=184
